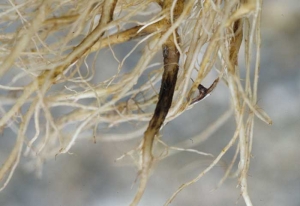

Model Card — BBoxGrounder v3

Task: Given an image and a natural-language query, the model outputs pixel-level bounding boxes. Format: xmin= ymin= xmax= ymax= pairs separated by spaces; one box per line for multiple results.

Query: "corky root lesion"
xmin=130 ymin=1 xmax=184 ymax=205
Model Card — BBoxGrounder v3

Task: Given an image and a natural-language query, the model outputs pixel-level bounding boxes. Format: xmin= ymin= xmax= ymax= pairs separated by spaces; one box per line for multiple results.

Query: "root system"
xmin=0 ymin=0 xmax=271 ymax=205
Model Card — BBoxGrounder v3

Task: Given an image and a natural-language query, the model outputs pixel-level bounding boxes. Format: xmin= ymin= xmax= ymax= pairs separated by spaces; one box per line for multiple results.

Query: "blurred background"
xmin=0 ymin=0 xmax=299 ymax=205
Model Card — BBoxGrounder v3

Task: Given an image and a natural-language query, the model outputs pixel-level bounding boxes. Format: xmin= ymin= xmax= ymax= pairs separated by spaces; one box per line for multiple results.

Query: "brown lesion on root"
xmin=130 ymin=1 xmax=184 ymax=205
xmin=141 ymin=34 xmax=180 ymax=171
xmin=228 ymin=19 xmax=243 ymax=73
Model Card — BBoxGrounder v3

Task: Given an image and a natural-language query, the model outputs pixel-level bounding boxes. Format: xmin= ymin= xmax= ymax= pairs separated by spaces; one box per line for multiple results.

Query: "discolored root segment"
xmin=130 ymin=1 xmax=184 ymax=205
xmin=131 ymin=38 xmax=180 ymax=206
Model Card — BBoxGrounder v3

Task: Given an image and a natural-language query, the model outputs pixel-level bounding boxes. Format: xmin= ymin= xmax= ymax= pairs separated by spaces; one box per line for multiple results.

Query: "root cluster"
xmin=0 ymin=0 xmax=271 ymax=205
